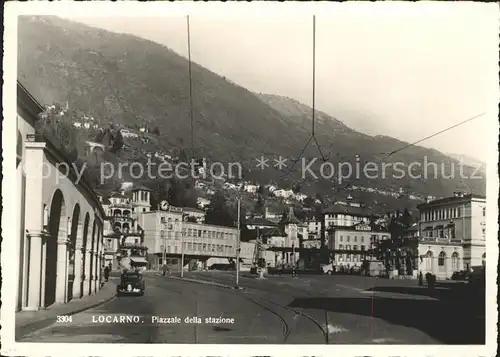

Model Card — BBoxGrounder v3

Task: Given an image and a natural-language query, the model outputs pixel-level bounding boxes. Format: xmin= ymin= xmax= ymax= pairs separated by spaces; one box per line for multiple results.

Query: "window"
xmin=361 ymin=236 xmax=364 ymax=243
xmin=347 ymin=236 xmax=350 ymax=242
xmin=483 ymin=207 xmax=486 ymax=217
xmin=353 ymin=245 xmax=358 ymax=250
xmin=354 ymin=236 xmax=358 ymax=242
xmin=340 ymin=236 xmax=343 ymax=242
xmin=438 ymin=252 xmax=446 ymax=267
xmin=361 ymin=245 xmax=365 ymax=251
xmin=143 ymin=208 xmax=146 ymax=212
xmin=451 ymin=252 xmax=459 ymax=271
xmin=161 ymin=217 xmax=166 ymax=223
xmin=134 ymin=239 xmax=139 ymax=244
xmin=339 ymin=244 xmax=344 ymax=250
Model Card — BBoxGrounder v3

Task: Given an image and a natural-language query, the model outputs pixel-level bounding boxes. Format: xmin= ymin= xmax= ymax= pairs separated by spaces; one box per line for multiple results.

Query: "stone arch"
xmin=80 ymin=212 xmax=90 ymax=298
xmin=88 ymin=219 xmax=96 ymax=295
xmin=45 ymin=189 xmax=66 ymax=308
xmin=67 ymin=203 xmax=80 ymax=301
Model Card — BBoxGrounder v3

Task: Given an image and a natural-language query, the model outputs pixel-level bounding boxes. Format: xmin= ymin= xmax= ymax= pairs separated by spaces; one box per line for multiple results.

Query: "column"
xmin=72 ymin=246 xmax=83 ymax=299
xmin=55 ymin=238 xmax=69 ymax=303
xmin=39 ymin=238 xmax=47 ymax=308
xmin=83 ymin=248 xmax=91 ymax=295
xmin=93 ymin=252 xmax=99 ymax=293
xmin=72 ymin=222 xmax=84 ymax=299
xmin=87 ymin=249 xmax=94 ymax=295
xmin=25 ymin=233 xmax=43 ymax=311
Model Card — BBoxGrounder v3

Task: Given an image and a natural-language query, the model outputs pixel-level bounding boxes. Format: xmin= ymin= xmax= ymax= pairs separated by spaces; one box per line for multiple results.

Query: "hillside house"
xmin=274 ymin=189 xmax=294 ymax=199
xmin=244 ymin=184 xmax=260 ymax=193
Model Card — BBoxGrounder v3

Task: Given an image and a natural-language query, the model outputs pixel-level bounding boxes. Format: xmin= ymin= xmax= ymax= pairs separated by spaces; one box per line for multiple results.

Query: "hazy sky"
xmin=65 ymin=6 xmax=498 ymax=160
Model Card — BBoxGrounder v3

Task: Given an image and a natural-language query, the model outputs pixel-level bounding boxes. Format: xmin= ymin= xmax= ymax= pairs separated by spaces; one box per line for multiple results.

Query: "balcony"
xmin=109 ymin=203 xmax=132 ymax=209
xmin=110 ymin=215 xmax=133 ymax=223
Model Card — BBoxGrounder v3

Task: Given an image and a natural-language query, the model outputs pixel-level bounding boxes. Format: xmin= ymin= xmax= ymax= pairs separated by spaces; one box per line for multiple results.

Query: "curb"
xmin=166 ymin=275 xmax=245 ymax=291
xmin=16 ymin=283 xmax=117 ymax=339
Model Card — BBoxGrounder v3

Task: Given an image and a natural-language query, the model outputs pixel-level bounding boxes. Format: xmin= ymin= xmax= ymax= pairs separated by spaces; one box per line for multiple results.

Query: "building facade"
xmin=417 ymin=192 xmax=487 ymax=278
xmin=323 ymin=200 xmax=372 ymax=229
xmin=17 ymin=82 xmax=105 ymax=312
xmin=327 ymin=222 xmax=390 ymax=268
xmin=140 ymin=207 xmax=239 ymax=269
xmin=99 ymin=186 xmax=151 ymax=268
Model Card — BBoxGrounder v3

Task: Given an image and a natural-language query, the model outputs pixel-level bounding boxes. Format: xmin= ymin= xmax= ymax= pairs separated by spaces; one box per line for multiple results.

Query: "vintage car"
xmin=117 ymin=271 xmax=145 ymax=296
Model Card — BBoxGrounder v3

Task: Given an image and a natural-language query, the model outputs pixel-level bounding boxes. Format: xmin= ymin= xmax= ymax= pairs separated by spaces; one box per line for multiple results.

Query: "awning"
xmin=434 ymin=225 xmax=444 ymax=229
xmin=423 ymin=226 xmax=434 ymax=230
xmin=130 ymin=257 xmax=148 ymax=266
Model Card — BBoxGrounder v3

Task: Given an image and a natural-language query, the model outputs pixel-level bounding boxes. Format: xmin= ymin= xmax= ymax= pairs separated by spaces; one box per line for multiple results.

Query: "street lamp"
xmin=236 ymin=197 xmax=241 ymax=288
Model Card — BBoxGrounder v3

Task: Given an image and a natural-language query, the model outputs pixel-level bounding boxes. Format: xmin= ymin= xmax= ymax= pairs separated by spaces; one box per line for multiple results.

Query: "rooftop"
xmin=132 ymin=185 xmax=153 ymax=192
xmin=323 ymin=203 xmax=373 ymax=217
xmin=417 ymin=193 xmax=486 ymax=210
xmin=245 ymin=217 xmax=278 ymax=227
xmin=279 ymin=207 xmax=302 ymax=225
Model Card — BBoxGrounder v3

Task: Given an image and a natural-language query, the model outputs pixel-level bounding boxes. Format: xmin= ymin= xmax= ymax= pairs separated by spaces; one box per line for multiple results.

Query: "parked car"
xmin=117 ymin=271 xmax=145 ymax=296
xmin=451 ymin=270 xmax=470 ymax=282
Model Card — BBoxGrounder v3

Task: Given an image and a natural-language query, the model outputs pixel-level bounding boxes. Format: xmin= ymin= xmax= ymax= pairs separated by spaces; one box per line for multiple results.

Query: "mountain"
xmin=447 ymin=154 xmax=485 ymax=172
xmin=17 ymin=16 xmax=486 ymax=199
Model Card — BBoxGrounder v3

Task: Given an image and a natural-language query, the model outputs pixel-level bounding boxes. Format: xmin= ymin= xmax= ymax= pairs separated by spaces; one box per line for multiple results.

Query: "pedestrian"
xmin=418 ymin=271 xmax=423 ymax=286
xmin=162 ymin=264 xmax=167 ymax=276
xmin=104 ymin=265 xmax=110 ymax=282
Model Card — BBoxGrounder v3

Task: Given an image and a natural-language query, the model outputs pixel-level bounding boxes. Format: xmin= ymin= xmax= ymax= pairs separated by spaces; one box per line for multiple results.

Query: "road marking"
xmin=371 ymin=337 xmax=402 ymax=343
xmin=335 ymin=284 xmax=364 ymax=292
xmin=326 ymin=324 xmax=349 ymax=334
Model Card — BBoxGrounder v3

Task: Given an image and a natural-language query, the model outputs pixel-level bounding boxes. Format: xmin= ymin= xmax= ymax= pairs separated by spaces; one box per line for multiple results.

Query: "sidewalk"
xmin=16 ymin=278 xmax=118 ymax=338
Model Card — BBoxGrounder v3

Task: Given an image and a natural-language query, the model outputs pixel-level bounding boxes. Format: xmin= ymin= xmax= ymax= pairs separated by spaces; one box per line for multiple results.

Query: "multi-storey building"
xmin=323 ymin=199 xmax=372 ymax=229
xmin=99 ymin=185 xmax=152 ymax=268
xmin=140 ymin=206 xmax=238 ymax=270
xmin=327 ymin=222 xmax=390 ymax=268
xmin=417 ymin=192 xmax=486 ymax=278
xmin=305 ymin=218 xmax=321 ymax=240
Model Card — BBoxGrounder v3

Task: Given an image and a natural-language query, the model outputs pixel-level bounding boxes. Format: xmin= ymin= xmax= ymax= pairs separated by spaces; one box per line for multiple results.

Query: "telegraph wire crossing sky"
xmin=64 ymin=10 xmax=498 ymax=161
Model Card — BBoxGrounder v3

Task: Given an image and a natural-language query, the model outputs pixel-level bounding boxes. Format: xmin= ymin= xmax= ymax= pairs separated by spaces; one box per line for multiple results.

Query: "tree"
xmin=401 ymin=208 xmax=412 ymax=227
xmin=303 ymin=196 xmax=315 ymax=208
xmin=205 ymin=191 xmax=234 ymax=227
xmin=255 ymin=195 xmax=265 ymax=216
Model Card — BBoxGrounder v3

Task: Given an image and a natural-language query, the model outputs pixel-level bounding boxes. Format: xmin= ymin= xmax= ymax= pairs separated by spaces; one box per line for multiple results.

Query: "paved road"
xmin=18 ymin=272 xmax=484 ymax=344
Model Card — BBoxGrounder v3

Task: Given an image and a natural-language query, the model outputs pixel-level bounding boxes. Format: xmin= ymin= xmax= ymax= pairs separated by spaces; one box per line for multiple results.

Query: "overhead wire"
xmin=342 ymin=112 xmax=487 ymax=190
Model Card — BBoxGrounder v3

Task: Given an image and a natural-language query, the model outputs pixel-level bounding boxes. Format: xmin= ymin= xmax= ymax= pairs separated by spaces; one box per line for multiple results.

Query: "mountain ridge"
xmin=17 ymin=15 xmax=486 ymax=198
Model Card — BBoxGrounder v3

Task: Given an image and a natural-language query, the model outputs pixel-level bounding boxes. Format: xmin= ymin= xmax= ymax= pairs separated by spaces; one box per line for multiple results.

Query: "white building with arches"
xmin=417 ymin=192 xmax=486 ymax=279
xmin=16 ymin=82 xmax=106 ymax=312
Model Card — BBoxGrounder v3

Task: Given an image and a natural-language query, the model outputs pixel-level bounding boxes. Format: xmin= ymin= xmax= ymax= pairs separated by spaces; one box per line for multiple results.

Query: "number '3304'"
xmin=57 ymin=315 xmax=72 ymax=323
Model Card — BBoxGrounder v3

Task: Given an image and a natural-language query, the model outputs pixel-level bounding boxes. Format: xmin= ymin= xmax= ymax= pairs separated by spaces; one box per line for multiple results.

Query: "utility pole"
xmin=162 ymin=230 xmax=166 ymax=271
xmin=236 ymin=198 xmax=241 ymax=288
xmin=180 ymin=224 xmax=185 ymax=278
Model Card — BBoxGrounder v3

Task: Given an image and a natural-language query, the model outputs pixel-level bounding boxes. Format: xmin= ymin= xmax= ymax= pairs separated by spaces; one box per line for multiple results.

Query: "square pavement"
xmin=15 ymin=278 xmax=118 ymax=339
